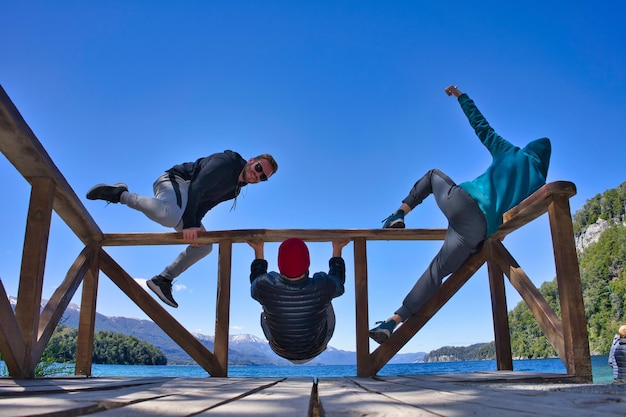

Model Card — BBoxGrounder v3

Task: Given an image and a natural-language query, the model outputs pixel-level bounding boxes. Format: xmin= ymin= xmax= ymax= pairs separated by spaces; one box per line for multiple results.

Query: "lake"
xmin=6 ymin=356 xmax=611 ymax=383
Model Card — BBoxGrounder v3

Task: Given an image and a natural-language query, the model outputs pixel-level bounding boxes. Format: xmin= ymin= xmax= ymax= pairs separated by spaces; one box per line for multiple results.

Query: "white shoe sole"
xmin=147 ymin=280 xmax=178 ymax=308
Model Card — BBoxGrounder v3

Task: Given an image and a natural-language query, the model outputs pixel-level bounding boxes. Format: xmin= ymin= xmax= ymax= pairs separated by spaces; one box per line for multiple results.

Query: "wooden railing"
xmin=0 ymin=85 xmax=592 ymax=381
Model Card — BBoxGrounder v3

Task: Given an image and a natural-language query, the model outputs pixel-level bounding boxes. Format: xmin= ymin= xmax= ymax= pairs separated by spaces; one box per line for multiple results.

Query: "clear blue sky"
xmin=1 ymin=1 xmax=624 ymax=355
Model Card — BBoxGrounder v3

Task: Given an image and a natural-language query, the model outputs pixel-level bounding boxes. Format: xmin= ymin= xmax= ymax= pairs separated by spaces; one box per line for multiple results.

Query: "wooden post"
xmin=353 ymin=238 xmax=370 ymax=377
xmin=33 ymin=246 xmax=93 ymax=363
xmin=491 ymin=241 xmax=566 ymax=359
xmin=75 ymin=247 xmax=100 ymax=376
xmin=486 ymin=241 xmax=513 ymax=370
xmin=15 ymin=178 xmax=55 ymax=378
xmin=0 ymin=279 xmax=26 ymax=376
xmin=214 ymin=241 xmax=232 ymax=377
xmin=548 ymin=195 xmax=592 ymax=381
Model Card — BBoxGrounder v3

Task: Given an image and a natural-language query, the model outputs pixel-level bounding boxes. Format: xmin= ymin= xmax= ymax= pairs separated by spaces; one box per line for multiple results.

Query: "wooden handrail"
xmin=100 ymin=228 xmax=448 ymax=246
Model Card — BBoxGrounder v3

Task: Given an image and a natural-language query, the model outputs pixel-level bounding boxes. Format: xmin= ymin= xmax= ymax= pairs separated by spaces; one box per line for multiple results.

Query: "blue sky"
xmin=1 ymin=1 xmax=625 ymax=355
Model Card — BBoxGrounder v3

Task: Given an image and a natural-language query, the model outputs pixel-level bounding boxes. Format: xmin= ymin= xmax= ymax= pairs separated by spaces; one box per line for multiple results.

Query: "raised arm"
xmin=246 ymin=240 xmax=267 ymax=284
xmin=444 ymin=85 xmax=463 ymax=98
xmin=332 ymin=240 xmax=350 ymax=257
xmin=446 ymin=84 xmax=515 ymax=156
xmin=246 ymin=240 xmax=265 ymax=259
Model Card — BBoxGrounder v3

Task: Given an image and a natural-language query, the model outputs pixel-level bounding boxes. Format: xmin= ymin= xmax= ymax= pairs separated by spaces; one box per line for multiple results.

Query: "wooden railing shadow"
xmin=0 ymin=85 xmax=592 ymax=381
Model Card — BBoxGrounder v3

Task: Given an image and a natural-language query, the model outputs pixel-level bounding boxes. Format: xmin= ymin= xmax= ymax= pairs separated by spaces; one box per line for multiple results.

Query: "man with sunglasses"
xmin=86 ymin=150 xmax=278 ymax=308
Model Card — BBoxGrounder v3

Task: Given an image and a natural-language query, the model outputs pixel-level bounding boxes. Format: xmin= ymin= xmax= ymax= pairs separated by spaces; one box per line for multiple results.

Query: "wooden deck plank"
xmin=0 ymin=396 xmax=103 ymax=417
xmin=199 ymin=377 xmax=313 ymax=416
xmin=402 ymin=370 xmax=578 ymax=383
xmin=0 ymin=377 xmax=282 ymax=417
xmin=0 ymin=377 xmax=173 ymax=394
xmin=72 ymin=378 xmax=285 ymax=416
xmin=369 ymin=375 xmax=626 ymax=416
xmin=339 ymin=376 xmax=539 ymax=417
xmin=318 ymin=377 xmax=439 ymax=416
xmin=0 ymin=375 xmax=624 ymax=416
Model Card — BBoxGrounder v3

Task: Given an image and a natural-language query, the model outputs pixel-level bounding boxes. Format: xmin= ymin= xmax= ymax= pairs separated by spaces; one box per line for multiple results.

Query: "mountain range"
xmin=8 ymin=296 xmax=425 ymax=365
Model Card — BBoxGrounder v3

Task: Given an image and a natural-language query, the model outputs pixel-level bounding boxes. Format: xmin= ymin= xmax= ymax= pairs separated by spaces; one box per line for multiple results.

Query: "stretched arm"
xmin=446 ymin=84 xmax=514 ymax=156
xmin=332 ymin=240 xmax=350 ymax=257
xmin=246 ymin=240 xmax=267 ymax=283
xmin=444 ymin=85 xmax=463 ymax=97
xmin=246 ymin=240 xmax=265 ymax=259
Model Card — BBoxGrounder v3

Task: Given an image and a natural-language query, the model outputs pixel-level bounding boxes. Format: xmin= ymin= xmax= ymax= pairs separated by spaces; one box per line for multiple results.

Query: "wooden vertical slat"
xmin=0 ymin=279 xmax=26 ymax=376
xmin=15 ymin=177 xmax=55 ymax=378
xmin=491 ymin=241 xmax=566 ymax=359
xmin=214 ymin=242 xmax=232 ymax=377
xmin=353 ymin=238 xmax=370 ymax=377
xmin=548 ymin=195 xmax=592 ymax=382
xmin=33 ymin=246 xmax=93 ymax=363
xmin=487 ymin=243 xmax=513 ymax=370
xmin=75 ymin=247 xmax=100 ymax=376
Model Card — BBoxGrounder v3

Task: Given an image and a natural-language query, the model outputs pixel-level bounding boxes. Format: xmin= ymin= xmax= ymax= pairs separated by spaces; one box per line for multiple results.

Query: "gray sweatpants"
xmin=120 ymin=173 xmax=213 ymax=281
xmin=395 ymin=169 xmax=486 ymax=320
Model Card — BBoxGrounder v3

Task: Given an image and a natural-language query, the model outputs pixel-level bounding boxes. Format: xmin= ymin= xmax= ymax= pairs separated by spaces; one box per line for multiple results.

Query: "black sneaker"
xmin=369 ymin=320 xmax=397 ymax=344
xmin=86 ymin=183 xmax=128 ymax=203
xmin=382 ymin=210 xmax=405 ymax=229
xmin=147 ymin=275 xmax=178 ymax=308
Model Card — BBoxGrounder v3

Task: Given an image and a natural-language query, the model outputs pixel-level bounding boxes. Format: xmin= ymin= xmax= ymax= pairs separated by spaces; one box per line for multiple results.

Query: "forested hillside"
xmin=509 ymin=181 xmax=626 ymax=357
xmin=37 ymin=324 xmax=167 ymax=365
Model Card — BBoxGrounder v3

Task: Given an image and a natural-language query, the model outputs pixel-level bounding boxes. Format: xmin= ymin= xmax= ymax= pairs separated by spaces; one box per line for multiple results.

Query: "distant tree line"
xmin=508 ymin=181 xmax=626 ymax=358
xmin=35 ymin=324 xmax=167 ymax=365
xmin=573 ymin=182 xmax=626 ymax=236
xmin=424 ymin=343 xmax=495 ymax=362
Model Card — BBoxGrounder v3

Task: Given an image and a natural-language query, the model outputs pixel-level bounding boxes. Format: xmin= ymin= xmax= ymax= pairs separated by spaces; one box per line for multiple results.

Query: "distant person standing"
xmin=608 ymin=324 xmax=626 ymax=381
xmin=87 ymin=150 xmax=278 ymax=308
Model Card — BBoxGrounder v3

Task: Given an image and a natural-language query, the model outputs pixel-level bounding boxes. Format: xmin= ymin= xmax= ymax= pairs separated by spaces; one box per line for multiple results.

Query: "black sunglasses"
xmin=255 ymin=162 xmax=268 ymax=181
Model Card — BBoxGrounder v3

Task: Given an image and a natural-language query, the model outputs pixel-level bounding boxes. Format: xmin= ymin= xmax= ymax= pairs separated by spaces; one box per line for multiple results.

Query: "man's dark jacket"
xmin=167 ymin=150 xmax=246 ymax=228
xmin=250 ymin=256 xmax=345 ymax=361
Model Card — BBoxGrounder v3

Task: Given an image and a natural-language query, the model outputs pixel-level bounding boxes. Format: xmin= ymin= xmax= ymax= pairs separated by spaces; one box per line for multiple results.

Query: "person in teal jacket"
xmin=370 ymin=85 xmax=552 ymax=344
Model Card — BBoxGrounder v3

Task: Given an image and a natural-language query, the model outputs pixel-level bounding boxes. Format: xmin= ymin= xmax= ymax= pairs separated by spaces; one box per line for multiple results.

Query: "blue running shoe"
xmin=382 ymin=210 xmax=405 ymax=229
xmin=369 ymin=320 xmax=397 ymax=344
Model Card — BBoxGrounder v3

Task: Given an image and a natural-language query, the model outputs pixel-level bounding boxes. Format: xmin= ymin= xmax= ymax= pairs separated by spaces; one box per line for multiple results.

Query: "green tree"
xmin=509 ymin=181 xmax=626 ymax=358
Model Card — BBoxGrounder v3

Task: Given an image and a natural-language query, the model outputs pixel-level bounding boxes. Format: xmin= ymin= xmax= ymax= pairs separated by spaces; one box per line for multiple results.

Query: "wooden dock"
xmin=1 ymin=373 xmax=624 ymax=416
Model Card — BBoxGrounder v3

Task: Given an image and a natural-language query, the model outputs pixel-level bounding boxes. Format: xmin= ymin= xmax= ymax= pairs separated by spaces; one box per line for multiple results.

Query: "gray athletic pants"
xmin=395 ymin=169 xmax=486 ymax=320
xmin=120 ymin=173 xmax=213 ymax=281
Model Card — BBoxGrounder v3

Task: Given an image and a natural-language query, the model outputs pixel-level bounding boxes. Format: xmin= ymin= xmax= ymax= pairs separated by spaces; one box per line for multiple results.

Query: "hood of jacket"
xmin=522 ymin=138 xmax=551 ymax=179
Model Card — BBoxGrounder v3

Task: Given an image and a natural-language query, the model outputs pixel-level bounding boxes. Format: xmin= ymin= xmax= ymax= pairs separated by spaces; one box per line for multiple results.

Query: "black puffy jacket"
xmin=250 ymin=257 xmax=345 ymax=361
xmin=614 ymin=338 xmax=626 ymax=380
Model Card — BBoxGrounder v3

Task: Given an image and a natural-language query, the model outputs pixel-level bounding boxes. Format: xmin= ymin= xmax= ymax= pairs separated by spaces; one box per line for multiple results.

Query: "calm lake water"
xmin=4 ymin=356 xmax=612 ymax=383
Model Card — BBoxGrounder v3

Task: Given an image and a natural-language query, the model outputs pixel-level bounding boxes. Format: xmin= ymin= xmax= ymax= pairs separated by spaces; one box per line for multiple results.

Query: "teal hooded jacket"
xmin=457 ymin=94 xmax=552 ymax=237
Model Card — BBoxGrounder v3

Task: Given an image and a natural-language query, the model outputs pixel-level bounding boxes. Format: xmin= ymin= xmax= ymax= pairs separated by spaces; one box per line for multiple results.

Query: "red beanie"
xmin=278 ymin=238 xmax=310 ymax=278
